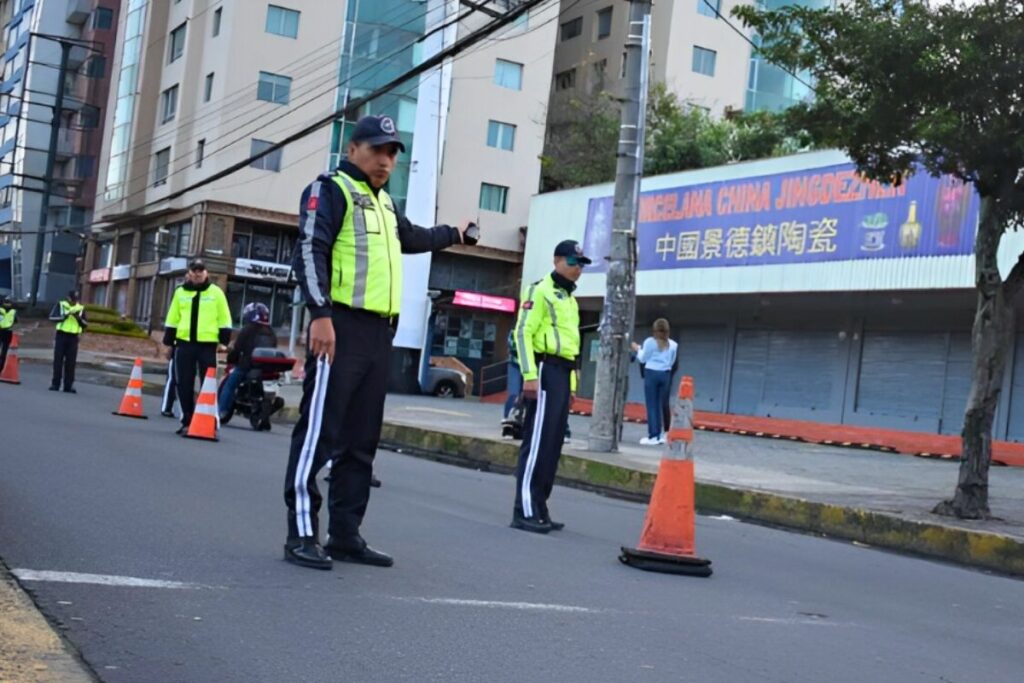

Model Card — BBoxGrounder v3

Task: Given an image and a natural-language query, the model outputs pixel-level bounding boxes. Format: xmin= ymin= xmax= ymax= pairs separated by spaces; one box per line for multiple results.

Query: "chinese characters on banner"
xmin=581 ymin=163 xmax=979 ymax=273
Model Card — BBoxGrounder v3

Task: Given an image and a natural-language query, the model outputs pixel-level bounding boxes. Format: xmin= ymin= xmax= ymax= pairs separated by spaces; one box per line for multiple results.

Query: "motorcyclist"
xmin=219 ymin=302 xmax=278 ymax=419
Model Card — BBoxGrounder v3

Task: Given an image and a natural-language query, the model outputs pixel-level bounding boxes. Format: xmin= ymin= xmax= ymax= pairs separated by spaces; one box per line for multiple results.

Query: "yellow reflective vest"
xmin=514 ymin=273 xmax=581 ymax=384
xmin=54 ymin=300 xmax=85 ymax=335
xmin=164 ymin=282 xmax=232 ymax=344
xmin=0 ymin=305 xmax=14 ymax=330
xmin=329 ymin=172 xmax=403 ymax=317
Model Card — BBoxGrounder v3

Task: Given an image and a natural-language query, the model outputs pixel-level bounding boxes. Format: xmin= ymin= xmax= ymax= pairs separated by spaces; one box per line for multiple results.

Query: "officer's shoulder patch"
xmin=521 ymin=300 xmax=533 ymax=310
xmin=307 ymin=195 xmax=319 ymax=211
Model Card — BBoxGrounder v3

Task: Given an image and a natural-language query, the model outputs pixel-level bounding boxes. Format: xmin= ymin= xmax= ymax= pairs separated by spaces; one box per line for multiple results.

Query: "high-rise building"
xmin=0 ymin=0 xmax=120 ymax=305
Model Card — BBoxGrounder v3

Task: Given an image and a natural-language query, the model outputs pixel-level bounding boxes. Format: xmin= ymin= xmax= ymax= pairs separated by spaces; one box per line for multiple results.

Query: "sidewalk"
xmin=14 ymin=346 xmax=1024 ymax=576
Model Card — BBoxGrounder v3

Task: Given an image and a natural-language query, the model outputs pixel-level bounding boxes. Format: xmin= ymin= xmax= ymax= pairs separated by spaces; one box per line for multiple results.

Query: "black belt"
xmin=332 ymin=302 xmax=397 ymax=326
xmin=535 ymin=353 xmax=575 ymax=369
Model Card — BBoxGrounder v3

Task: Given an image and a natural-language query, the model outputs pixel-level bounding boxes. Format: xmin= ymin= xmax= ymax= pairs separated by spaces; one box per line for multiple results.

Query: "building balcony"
xmin=66 ymin=0 xmax=92 ymax=25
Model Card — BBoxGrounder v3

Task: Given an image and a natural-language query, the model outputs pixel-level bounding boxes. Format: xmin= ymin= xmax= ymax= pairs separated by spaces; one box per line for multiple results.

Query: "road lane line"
xmin=396 ymin=597 xmax=600 ymax=613
xmin=12 ymin=569 xmax=204 ymax=590
xmin=401 ymin=407 xmax=472 ymax=418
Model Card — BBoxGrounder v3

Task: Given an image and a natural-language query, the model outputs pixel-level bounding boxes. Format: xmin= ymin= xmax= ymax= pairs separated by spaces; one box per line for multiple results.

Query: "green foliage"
xmin=733 ymin=0 xmax=1024 ymax=213
xmin=541 ymin=83 xmax=809 ymax=191
xmin=83 ymin=303 xmax=119 ymax=316
xmin=86 ymin=323 xmax=149 ymax=339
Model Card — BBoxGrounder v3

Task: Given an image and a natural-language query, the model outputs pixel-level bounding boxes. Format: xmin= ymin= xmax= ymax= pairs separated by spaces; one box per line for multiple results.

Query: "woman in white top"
xmin=630 ymin=318 xmax=678 ymax=445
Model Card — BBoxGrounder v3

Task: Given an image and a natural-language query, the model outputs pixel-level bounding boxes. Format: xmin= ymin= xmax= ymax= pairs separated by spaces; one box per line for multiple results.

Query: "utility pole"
xmin=29 ymin=39 xmax=72 ymax=308
xmin=588 ymin=0 xmax=652 ymax=453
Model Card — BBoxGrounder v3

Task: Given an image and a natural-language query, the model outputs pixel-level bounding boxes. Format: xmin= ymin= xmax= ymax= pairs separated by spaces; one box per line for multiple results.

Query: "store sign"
xmin=453 ymin=290 xmax=517 ymax=313
xmin=234 ymin=258 xmax=291 ymax=283
xmin=88 ymin=267 xmax=110 ymax=283
xmin=582 ymin=163 xmax=980 ymax=272
xmin=111 ymin=265 xmax=131 ymax=281
xmin=159 ymin=257 xmax=187 ymax=274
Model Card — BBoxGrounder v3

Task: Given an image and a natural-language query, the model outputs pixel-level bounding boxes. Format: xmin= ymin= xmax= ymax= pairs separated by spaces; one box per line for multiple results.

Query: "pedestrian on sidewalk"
xmin=0 ymin=295 xmax=15 ymax=373
xmin=162 ymin=258 xmax=232 ymax=435
xmin=48 ymin=290 xmax=87 ymax=393
xmin=631 ymin=318 xmax=678 ymax=445
xmin=511 ymin=240 xmax=587 ymax=534
xmin=283 ymin=115 xmax=471 ymax=570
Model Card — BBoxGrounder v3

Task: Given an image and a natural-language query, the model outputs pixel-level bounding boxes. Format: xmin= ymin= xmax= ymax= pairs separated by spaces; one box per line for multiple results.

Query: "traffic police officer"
xmin=163 ymin=258 xmax=232 ymax=435
xmin=49 ymin=290 xmax=87 ymax=393
xmin=0 ymin=295 xmax=15 ymax=373
xmin=511 ymin=240 xmax=589 ymax=533
xmin=283 ymin=115 xmax=470 ymax=570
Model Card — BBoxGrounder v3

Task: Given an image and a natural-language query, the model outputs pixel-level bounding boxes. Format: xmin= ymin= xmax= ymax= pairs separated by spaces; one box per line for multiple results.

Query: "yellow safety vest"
xmin=165 ymin=283 xmax=232 ymax=343
xmin=329 ymin=172 xmax=403 ymax=317
xmin=0 ymin=306 xmax=14 ymax=330
xmin=56 ymin=301 xmax=85 ymax=335
xmin=514 ymin=274 xmax=581 ymax=382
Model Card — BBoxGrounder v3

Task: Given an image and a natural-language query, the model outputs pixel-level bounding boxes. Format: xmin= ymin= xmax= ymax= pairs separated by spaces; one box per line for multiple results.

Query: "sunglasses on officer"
xmin=189 ymin=264 xmax=207 ymax=273
xmin=566 ymin=256 xmax=586 ymax=268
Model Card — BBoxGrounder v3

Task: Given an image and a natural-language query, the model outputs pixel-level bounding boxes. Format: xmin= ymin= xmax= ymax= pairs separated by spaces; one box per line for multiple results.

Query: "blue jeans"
xmin=644 ymin=369 xmax=672 ymax=438
xmin=504 ymin=362 xmax=523 ymax=419
xmin=218 ymin=367 xmax=244 ymax=414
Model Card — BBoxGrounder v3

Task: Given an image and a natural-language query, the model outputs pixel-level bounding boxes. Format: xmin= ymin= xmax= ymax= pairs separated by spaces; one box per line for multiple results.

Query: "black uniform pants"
xmin=161 ymin=357 xmax=177 ymax=414
xmin=175 ymin=342 xmax=217 ymax=425
xmin=514 ymin=360 xmax=572 ymax=520
xmin=51 ymin=331 xmax=80 ymax=390
xmin=0 ymin=329 xmax=12 ymax=373
xmin=284 ymin=307 xmax=392 ymax=541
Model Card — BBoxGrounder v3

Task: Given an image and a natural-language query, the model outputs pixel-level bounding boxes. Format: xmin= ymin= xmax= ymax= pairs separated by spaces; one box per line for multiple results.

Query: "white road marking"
xmin=709 ymin=514 xmax=736 ymax=521
xmin=402 ymin=406 xmax=471 ymax=418
xmin=397 ymin=597 xmax=600 ymax=613
xmin=12 ymin=569 xmax=204 ymax=590
xmin=737 ymin=616 xmax=842 ymax=627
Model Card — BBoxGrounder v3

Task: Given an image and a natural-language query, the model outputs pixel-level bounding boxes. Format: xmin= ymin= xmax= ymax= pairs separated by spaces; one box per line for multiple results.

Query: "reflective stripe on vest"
xmin=329 ymin=172 xmax=403 ymax=317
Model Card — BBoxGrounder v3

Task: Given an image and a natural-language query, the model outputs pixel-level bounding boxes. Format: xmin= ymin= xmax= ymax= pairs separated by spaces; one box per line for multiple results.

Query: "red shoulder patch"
xmin=307 ymin=195 xmax=319 ymax=211
xmin=521 ymin=300 xmax=533 ymax=310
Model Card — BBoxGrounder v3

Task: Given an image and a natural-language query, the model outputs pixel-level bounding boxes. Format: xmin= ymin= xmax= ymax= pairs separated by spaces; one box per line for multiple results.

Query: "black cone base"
xmin=619 ymin=546 xmax=713 ymax=577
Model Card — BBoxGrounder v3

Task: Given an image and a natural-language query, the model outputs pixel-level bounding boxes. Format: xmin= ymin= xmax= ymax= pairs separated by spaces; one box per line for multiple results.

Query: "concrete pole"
xmin=587 ymin=0 xmax=652 ymax=452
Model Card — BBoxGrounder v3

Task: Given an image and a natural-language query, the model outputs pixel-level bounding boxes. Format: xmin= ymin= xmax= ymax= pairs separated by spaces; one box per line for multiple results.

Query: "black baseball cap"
xmin=350 ymin=115 xmax=406 ymax=152
xmin=188 ymin=257 xmax=207 ymax=271
xmin=553 ymin=239 xmax=592 ymax=265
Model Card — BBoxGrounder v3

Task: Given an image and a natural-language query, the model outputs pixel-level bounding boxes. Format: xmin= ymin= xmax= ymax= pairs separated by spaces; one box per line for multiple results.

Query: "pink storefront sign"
xmin=452 ymin=290 xmax=516 ymax=313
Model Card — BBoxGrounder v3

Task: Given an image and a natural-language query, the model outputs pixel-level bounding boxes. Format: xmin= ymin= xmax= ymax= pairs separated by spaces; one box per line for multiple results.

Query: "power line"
xmin=132 ymin=0 xmax=547 ymax=212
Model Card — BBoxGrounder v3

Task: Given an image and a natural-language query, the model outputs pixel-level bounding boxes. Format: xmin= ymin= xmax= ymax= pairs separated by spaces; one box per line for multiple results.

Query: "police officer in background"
xmin=511 ymin=240 xmax=588 ymax=534
xmin=163 ymin=258 xmax=232 ymax=435
xmin=49 ymin=290 xmax=87 ymax=393
xmin=283 ymin=115 xmax=472 ymax=570
xmin=0 ymin=295 xmax=15 ymax=373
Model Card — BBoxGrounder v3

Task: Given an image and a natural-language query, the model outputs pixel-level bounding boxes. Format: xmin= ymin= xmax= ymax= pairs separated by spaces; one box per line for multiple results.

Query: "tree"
xmin=735 ymin=0 xmax=1024 ymax=519
xmin=541 ymin=84 xmax=807 ymax=191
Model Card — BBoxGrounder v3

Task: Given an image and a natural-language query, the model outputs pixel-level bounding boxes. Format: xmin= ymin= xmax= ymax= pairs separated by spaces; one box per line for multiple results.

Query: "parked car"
xmin=422 ymin=366 xmax=467 ymax=398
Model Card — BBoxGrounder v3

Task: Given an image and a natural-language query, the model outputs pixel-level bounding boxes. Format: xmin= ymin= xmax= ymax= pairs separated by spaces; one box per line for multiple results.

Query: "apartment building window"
xmin=698 ymin=0 xmax=720 ymax=18
xmin=596 ymin=7 xmax=613 ymax=39
xmin=196 ymin=139 xmax=205 ymax=168
xmin=168 ymin=23 xmax=187 ymax=63
xmin=493 ymin=59 xmax=523 ymax=90
xmin=79 ymin=105 xmax=100 ymax=129
xmin=555 ymin=68 xmax=576 ymax=91
xmin=266 ymin=5 xmax=300 ymax=39
xmin=479 ymin=183 xmax=508 ymax=213
xmin=153 ymin=147 xmax=171 ymax=186
xmin=257 ymin=71 xmax=291 ymax=104
xmin=86 ymin=55 xmax=105 ymax=78
xmin=161 ymin=84 xmax=179 ymax=123
xmin=93 ymin=7 xmax=113 ymax=30
xmin=139 ymin=230 xmax=159 ymax=263
xmin=486 ymin=120 xmax=516 ymax=151
xmin=204 ymin=72 xmax=214 ymax=102
xmin=590 ymin=59 xmax=608 ymax=94
xmin=213 ymin=7 xmax=222 ymax=36
xmin=560 ymin=17 xmax=582 ymax=41
xmin=250 ymin=139 xmax=282 ymax=172
xmin=163 ymin=221 xmax=192 ymax=256
xmin=75 ymin=155 xmax=95 ymax=179
xmin=692 ymin=45 xmax=717 ymax=76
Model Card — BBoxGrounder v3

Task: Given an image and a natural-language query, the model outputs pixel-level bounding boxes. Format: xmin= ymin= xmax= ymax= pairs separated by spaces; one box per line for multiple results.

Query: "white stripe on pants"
xmin=292 ymin=357 xmax=331 ymax=537
xmin=521 ymin=362 xmax=546 ymax=519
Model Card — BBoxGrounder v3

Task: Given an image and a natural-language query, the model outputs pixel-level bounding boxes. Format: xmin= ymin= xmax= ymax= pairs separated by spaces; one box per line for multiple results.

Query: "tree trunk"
xmin=934 ymin=196 xmax=1013 ymax=519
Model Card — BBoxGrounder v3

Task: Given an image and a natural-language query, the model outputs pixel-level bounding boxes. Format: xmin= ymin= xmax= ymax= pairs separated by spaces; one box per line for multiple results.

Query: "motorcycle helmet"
xmin=242 ymin=302 xmax=270 ymax=325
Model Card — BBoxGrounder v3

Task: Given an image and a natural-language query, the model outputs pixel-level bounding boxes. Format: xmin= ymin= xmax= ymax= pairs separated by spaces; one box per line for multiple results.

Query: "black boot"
xmin=284 ymin=538 xmax=332 ymax=570
xmin=325 ymin=536 xmax=393 ymax=567
xmin=510 ymin=514 xmax=553 ymax=534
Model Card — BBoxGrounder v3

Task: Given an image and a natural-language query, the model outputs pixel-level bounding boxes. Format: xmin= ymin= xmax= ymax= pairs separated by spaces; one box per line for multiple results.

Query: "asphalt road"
xmin=2 ymin=365 xmax=1023 ymax=683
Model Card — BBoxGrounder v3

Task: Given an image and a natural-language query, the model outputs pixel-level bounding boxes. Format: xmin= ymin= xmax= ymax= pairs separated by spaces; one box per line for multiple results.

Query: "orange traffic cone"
xmin=186 ymin=367 xmax=219 ymax=441
xmin=619 ymin=376 xmax=712 ymax=577
xmin=0 ymin=333 xmax=21 ymax=385
xmin=113 ymin=358 xmax=148 ymax=419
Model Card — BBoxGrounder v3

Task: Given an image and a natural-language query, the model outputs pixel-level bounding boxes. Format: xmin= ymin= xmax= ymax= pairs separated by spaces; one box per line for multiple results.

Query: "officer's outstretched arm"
xmin=396 ymin=214 xmax=461 ymax=254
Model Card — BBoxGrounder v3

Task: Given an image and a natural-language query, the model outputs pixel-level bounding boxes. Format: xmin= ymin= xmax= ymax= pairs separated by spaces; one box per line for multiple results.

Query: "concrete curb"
xmin=30 ymin=358 xmax=1024 ymax=577
xmin=377 ymin=422 xmax=1024 ymax=578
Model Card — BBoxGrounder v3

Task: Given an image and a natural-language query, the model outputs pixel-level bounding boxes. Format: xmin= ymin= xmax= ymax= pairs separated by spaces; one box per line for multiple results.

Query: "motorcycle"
xmin=218 ymin=347 xmax=295 ymax=431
